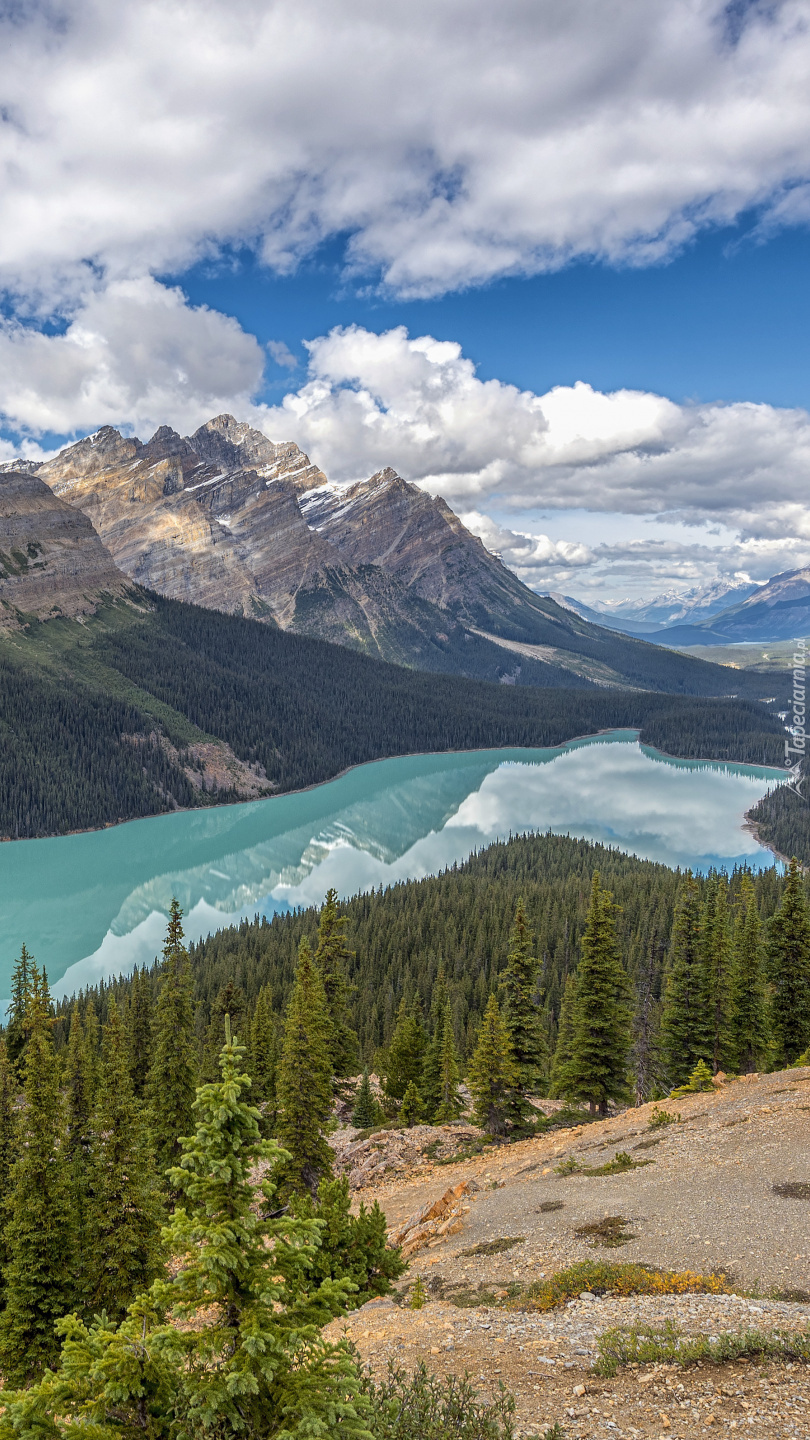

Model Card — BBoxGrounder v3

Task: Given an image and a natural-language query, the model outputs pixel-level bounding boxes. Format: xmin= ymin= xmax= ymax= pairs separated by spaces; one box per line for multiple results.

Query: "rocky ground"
xmin=324 ymin=1068 xmax=810 ymax=1438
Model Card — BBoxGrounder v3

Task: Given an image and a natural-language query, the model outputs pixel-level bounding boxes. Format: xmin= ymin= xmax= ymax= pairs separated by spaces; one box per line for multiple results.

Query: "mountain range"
xmin=0 ymin=414 xmax=792 ymax=696
xmin=558 ymin=570 xmax=810 ymax=646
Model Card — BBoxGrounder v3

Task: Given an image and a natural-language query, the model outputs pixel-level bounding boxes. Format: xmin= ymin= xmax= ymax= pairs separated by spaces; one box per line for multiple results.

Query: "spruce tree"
xmin=554 ymin=874 xmax=632 ymax=1114
xmin=351 ymin=1070 xmax=380 ymax=1129
xmin=420 ymin=966 xmax=449 ymax=1118
xmin=0 ymin=967 xmax=75 ymax=1385
xmin=0 ymin=1040 xmax=15 ymax=1291
xmin=5 ymin=944 xmax=32 ymax=1079
xmin=249 ymin=983 xmax=279 ymax=1134
xmin=86 ymin=998 xmax=162 ymax=1322
xmin=630 ymin=933 xmax=664 ymax=1105
xmin=65 ymin=1007 xmax=94 ymax=1310
xmin=400 ymin=1080 xmax=424 ymax=1126
xmin=315 ymin=888 xmax=360 ymax=1086
xmin=276 ymin=938 xmax=334 ymax=1195
xmin=660 ymin=874 xmax=710 ymax=1085
xmin=147 ymin=900 xmax=197 ymax=1194
xmin=383 ymin=996 xmax=427 ymax=1101
xmin=499 ymin=899 xmax=549 ymax=1112
xmin=767 ymin=856 xmax=810 ymax=1064
xmin=467 ymin=994 xmax=518 ymax=1135
xmin=700 ymin=875 xmax=735 ymax=1073
xmin=126 ymin=966 xmax=153 ymax=1100
xmin=730 ymin=875 xmax=770 ymax=1073
xmin=432 ymin=1000 xmax=463 ymax=1123
xmin=0 ymin=1027 xmax=372 ymax=1440
xmin=82 ymin=998 xmax=101 ymax=1103
xmin=549 ymin=970 xmax=579 ymax=1099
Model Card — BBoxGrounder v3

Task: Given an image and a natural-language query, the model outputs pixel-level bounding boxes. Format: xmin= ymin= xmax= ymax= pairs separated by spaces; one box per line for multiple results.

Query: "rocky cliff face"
xmin=0 ymin=469 xmax=130 ymax=625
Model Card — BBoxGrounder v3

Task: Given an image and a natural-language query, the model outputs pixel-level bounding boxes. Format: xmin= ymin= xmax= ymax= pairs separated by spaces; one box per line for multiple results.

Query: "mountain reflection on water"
xmin=0 ymin=731 xmax=784 ymax=1002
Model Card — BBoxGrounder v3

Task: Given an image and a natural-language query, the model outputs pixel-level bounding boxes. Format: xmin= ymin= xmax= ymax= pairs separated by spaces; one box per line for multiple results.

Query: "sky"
xmin=1 ymin=0 xmax=810 ymax=604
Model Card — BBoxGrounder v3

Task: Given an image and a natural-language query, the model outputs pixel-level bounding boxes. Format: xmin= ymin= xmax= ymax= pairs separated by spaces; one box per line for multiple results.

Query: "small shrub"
xmin=361 ymin=1359 xmax=516 ymax=1440
xmin=513 ymin=1260 xmax=732 ymax=1312
xmin=574 ymin=1216 xmax=635 ymax=1248
xmin=460 ymin=1236 xmax=525 ymax=1257
xmin=553 ymin=1150 xmax=653 ymax=1177
xmin=773 ymin=1181 xmax=810 ymax=1200
xmin=537 ymin=1200 xmax=564 ymax=1213
xmin=408 ymin=1276 xmax=427 ymax=1310
xmin=670 ymin=1059 xmax=715 ymax=1098
xmin=649 ymin=1105 xmax=681 ymax=1128
xmin=595 ymin=1322 xmax=810 ymax=1377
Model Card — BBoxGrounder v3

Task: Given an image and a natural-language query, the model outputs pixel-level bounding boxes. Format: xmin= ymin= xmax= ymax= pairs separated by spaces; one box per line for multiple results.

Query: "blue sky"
xmin=1 ymin=0 xmax=810 ymax=602
xmin=174 ymin=222 xmax=810 ymax=412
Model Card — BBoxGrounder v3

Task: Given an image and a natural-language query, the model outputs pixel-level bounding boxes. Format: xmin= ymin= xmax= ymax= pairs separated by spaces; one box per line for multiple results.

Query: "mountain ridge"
xmin=7 ymin=413 xmax=792 ymax=695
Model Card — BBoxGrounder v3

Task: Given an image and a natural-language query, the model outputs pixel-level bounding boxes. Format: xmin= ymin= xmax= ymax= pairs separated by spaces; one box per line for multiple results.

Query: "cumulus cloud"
xmin=260 ymin=324 xmax=810 ymax=536
xmin=1 ymin=1 xmax=810 ymax=300
xmin=0 ymin=278 xmax=265 ymax=437
xmin=256 ymin=323 xmax=810 ymax=597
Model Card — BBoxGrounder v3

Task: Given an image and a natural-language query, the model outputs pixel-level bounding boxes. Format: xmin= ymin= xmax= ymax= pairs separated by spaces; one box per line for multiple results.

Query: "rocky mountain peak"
xmin=189 ymin=414 xmax=278 ymax=473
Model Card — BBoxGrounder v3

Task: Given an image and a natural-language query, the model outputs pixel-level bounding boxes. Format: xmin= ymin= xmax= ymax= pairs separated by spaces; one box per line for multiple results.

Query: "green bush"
xmin=360 ymin=1360 xmax=516 ymax=1440
xmin=595 ymin=1322 xmax=810 ymax=1377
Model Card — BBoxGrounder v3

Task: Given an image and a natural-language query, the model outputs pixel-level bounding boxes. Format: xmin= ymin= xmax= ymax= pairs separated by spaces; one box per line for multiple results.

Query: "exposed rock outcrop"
xmin=0 ymin=468 xmax=130 ymax=626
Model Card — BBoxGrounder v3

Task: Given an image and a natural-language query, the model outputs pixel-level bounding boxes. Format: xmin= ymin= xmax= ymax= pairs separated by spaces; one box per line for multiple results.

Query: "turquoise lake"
xmin=0 ymin=730 xmax=785 ymax=1004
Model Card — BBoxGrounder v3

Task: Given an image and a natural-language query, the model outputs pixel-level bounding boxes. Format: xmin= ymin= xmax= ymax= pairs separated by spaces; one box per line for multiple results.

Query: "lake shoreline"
xmin=0 ymin=726 xmax=788 ymax=845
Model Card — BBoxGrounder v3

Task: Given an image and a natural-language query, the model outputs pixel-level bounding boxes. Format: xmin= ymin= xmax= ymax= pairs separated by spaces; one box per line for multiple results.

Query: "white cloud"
xmin=0 ymin=278 xmax=265 ymax=437
xmin=257 ymin=323 xmax=810 ymax=597
xmin=266 ymin=340 xmax=298 ymax=370
xmin=0 ymin=1 xmax=810 ymax=300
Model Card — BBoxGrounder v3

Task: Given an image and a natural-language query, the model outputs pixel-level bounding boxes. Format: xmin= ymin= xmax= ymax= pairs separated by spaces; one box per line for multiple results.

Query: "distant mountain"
xmin=8 ymin=413 xmax=783 ymax=696
xmin=648 ymin=568 xmax=810 ymax=646
xmin=0 ymin=468 xmax=129 ymax=626
xmin=554 ymin=577 xmax=763 ymax=636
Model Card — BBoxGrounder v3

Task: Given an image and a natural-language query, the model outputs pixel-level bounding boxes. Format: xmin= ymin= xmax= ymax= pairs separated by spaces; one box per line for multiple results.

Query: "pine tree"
xmin=767 ymin=857 xmax=810 ymax=1064
xmin=86 ymin=998 xmax=162 ymax=1322
xmin=276 ymin=938 xmax=334 ymax=1196
xmin=433 ymin=1000 xmax=463 ymax=1123
xmin=0 ymin=967 xmax=75 ymax=1385
xmin=549 ymin=970 xmax=579 ymax=1099
xmin=126 ymin=966 xmax=153 ymax=1100
xmin=730 ymin=875 xmax=770 ymax=1073
xmin=249 ymin=983 xmax=279 ymax=1134
xmin=660 ymin=874 xmax=710 ymax=1085
xmin=315 ymin=888 xmax=360 ymax=1085
xmin=467 ymin=994 xmax=519 ymax=1135
xmin=671 ymin=1057 xmax=715 ymax=1097
xmin=278 ymin=1175 xmax=406 ymax=1320
xmin=420 ymin=966 xmax=449 ymax=1118
xmin=554 ymin=874 xmax=632 ymax=1114
xmin=400 ymin=1080 xmax=424 ymax=1126
xmin=499 ymin=899 xmax=549 ymax=1112
xmin=147 ymin=900 xmax=197 ymax=1194
xmin=5 ymin=944 xmax=32 ymax=1079
xmin=351 ymin=1069 xmax=380 ymax=1129
xmin=383 ymin=996 xmax=427 ymax=1101
xmin=700 ymin=875 xmax=735 ymax=1073
xmin=0 ymin=1027 xmax=372 ymax=1440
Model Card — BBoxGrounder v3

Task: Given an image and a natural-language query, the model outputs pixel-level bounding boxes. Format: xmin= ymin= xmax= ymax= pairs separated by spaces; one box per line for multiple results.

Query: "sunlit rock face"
xmin=0 ymin=467 xmax=129 ymax=625
xmin=31 ymin=414 xmax=543 ymax=661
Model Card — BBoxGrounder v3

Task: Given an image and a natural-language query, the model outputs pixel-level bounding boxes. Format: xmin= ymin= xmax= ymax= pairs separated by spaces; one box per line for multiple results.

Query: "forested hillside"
xmin=53 ymin=831 xmax=791 ymax=1066
xmin=0 ymin=593 xmax=792 ymax=838
xmin=748 ymin=782 xmax=810 ymax=866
